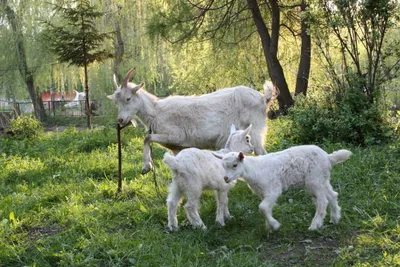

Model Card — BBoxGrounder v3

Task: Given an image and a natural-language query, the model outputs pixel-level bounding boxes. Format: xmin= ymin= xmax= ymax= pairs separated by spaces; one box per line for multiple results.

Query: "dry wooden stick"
xmin=116 ymin=122 xmax=131 ymax=194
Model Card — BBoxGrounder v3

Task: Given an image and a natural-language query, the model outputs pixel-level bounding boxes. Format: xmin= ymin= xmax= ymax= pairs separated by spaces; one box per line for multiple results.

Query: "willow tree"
xmin=148 ymin=0 xmax=314 ymax=112
xmin=1 ymin=0 xmax=46 ymax=121
xmin=44 ymin=0 xmax=112 ymax=128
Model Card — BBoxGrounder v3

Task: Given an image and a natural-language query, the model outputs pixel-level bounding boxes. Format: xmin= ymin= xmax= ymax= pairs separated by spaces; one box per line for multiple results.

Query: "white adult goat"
xmin=107 ymin=68 xmax=274 ymax=174
xmin=214 ymin=145 xmax=352 ymax=231
xmin=163 ymin=124 xmax=253 ymax=232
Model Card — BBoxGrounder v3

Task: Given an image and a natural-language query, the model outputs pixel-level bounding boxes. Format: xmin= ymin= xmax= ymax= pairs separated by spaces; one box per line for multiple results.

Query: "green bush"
xmin=6 ymin=116 xmax=44 ymax=140
xmin=288 ymin=85 xmax=393 ymax=146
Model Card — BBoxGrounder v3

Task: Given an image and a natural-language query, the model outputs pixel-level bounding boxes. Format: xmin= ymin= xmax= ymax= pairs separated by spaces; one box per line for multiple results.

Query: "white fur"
xmin=163 ymin=125 xmax=254 ymax=231
xmin=108 ymin=68 xmax=274 ymax=174
xmin=217 ymin=145 xmax=352 ymax=231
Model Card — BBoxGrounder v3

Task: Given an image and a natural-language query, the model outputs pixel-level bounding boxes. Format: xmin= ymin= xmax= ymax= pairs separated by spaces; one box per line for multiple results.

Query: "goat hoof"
xmin=141 ymin=165 xmax=152 ymax=174
xmin=216 ymin=220 xmax=225 ymax=227
xmin=141 ymin=168 xmax=151 ymax=175
xmin=141 ymin=162 xmax=153 ymax=174
xmin=167 ymin=225 xmax=179 ymax=232
xmin=192 ymin=224 xmax=207 ymax=231
xmin=224 ymin=215 xmax=233 ymax=220
xmin=268 ymin=221 xmax=281 ymax=231
xmin=308 ymin=224 xmax=323 ymax=231
xmin=330 ymin=215 xmax=341 ymax=224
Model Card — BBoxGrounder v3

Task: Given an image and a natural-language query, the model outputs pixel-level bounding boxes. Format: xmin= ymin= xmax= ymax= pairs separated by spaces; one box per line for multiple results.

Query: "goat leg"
xmin=142 ymin=134 xmax=184 ymax=174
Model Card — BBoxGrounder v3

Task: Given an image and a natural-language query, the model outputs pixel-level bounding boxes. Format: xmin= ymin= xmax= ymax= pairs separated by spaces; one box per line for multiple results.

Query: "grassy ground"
xmin=0 ymin=120 xmax=399 ymax=266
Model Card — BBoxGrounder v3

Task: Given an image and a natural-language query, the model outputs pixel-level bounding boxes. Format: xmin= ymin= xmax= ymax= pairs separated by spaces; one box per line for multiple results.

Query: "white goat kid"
xmin=214 ymin=145 xmax=352 ymax=231
xmin=108 ymin=68 xmax=274 ymax=174
xmin=163 ymin=124 xmax=253 ymax=231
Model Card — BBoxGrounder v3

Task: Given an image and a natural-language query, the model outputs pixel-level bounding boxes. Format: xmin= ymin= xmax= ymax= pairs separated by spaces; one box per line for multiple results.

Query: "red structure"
xmin=41 ymin=91 xmax=77 ymax=110
xmin=41 ymin=91 xmax=76 ymax=102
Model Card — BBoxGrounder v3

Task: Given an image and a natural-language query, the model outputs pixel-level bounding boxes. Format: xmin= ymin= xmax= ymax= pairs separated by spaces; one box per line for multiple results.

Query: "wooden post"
xmin=117 ymin=123 xmax=122 ymax=194
xmin=116 ymin=122 xmax=132 ymax=194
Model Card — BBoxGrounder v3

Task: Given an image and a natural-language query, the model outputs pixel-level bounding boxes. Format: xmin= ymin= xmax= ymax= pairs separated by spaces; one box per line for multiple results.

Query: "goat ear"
xmin=107 ymin=93 xmax=115 ymax=100
xmin=212 ymin=152 xmax=224 ymax=160
xmin=121 ymin=67 xmax=136 ymax=89
xmin=242 ymin=124 xmax=252 ymax=136
xmin=132 ymin=82 xmax=144 ymax=94
xmin=113 ymin=74 xmax=119 ymax=89
xmin=238 ymin=152 xmax=244 ymax=161
xmin=230 ymin=124 xmax=237 ymax=134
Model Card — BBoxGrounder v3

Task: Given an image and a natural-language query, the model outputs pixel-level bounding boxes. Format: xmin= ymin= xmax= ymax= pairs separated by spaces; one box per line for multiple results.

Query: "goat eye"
xmin=233 ymin=164 xmax=238 ymax=168
xmin=126 ymin=97 xmax=131 ymax=101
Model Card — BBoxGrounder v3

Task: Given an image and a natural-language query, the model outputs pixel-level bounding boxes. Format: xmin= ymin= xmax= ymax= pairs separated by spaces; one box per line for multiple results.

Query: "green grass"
xmin=0 ymin=120 xmax=399 ymax=266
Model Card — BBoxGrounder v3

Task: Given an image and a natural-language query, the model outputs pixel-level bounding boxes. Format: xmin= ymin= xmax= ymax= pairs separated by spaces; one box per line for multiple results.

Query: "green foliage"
xmin=286 ymin=80 xmax=394 ymax=146
xmin=147 ymin=0 xmax=270 ymax=95
xmin=6 ymin=116 xmax=44 ymax=140
xmin=42 ymin=0 xmax=112 ymax=67
xmin=265 ymin=117 xmax=295 ymax=151
xmin=309 ymin=0 xmax=400 ymax=105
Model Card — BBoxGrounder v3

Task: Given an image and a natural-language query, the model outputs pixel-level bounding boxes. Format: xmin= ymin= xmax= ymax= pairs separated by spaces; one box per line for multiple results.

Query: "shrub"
xmin=6 ymin=116 xmax=44 ymax=140
xmin=288 ymin=85 xmax=393 ymax=146
xmin=265 ymin=117 xmax=295 ymax=151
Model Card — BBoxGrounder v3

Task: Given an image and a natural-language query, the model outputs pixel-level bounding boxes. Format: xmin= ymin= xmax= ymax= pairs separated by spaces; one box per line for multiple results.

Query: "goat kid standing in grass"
xmin=163 ymin=124 xmax=254 ymax=232
xmin=108 ymin=68 xmax=275 ymax=174
xmin=213 ymin=146 xmax=352 ymax=231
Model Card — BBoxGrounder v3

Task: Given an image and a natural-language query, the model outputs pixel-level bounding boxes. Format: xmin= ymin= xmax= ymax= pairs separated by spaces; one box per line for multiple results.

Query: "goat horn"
xmin=113 ymin=74 xmax=119 ymax=89
xmin=121 ymin=68 xmax=136 ymax=89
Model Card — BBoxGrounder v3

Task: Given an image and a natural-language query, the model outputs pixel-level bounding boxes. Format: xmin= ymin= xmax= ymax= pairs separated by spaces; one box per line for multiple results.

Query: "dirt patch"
xmin=45 ymin=126 xmax=86 ymax=133
xmin=26 ymin=225 xmax=61 ymax=240
xmin=262 ymin=236 xmax=340 ymax=266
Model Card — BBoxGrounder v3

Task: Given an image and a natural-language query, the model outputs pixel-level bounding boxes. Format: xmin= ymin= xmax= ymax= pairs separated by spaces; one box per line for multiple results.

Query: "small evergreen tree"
xmin=43 ymin=0 xmax=112 ymax=128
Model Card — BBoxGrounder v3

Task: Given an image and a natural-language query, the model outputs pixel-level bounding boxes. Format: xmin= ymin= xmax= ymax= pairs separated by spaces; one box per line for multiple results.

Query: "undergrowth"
xmin=0 ymin=120 xmax=399 ymax=266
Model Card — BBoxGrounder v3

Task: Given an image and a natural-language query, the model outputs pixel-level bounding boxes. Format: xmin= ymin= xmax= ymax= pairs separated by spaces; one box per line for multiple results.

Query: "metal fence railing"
xmin=0 ymin=99 xmax=104 ymax=117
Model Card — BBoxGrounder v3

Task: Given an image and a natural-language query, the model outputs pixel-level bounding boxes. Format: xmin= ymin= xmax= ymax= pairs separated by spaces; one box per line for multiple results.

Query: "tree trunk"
xmin=295 ymin=0 xmax=311 ymax=96
xmin=84 ymin=63 xmax=91 ymax=129
xmin=113 ymin=21 xmax=124 ymax=82
xmin=81 ymin=11 xmax=91 ymax=129
xmin=2 ymin=0 xmax=46 ymax=121
xmin=247 ymin=0 xmax=294 ymax=113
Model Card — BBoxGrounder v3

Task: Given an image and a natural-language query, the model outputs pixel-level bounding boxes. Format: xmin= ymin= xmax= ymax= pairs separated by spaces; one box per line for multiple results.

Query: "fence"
xmin=0 ymin=99 xmax=105 ymax=118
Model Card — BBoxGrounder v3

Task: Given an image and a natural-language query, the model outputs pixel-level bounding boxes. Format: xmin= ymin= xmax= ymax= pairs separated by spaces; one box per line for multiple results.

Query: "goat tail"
xmin=263 ymin=81 xmax=278 ymax=104
xmin=328 ymin=149 xmax=352 ymax=166
xmin=163 ymin=152 xmax=179 ymax=171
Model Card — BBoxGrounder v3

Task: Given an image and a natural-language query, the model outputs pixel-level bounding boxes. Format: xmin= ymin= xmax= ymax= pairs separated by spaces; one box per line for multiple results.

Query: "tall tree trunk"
xmin=84 ymin=63 xmax=91 ymax=129
xmin=247 ymin=0 xmax=294 ymax=113
xmin=81 ymin=11 xmax=91 ymax=129
xmin=113 ymin=21 xmax=124 ymax=82
xmin=2 ymin=0 xmax=46 ymax=121
xmin=295 ymin=0 xmax=311 ymax=96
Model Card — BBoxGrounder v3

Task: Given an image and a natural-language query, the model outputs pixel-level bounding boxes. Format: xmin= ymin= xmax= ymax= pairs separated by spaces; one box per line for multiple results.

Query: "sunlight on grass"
xmin=1 ymin=155 xmax=46 ymax=180
xmin=339 ymin=223 xmax=400 ymax=266
xmin=0 ymin=125 xmax=399 ymax=266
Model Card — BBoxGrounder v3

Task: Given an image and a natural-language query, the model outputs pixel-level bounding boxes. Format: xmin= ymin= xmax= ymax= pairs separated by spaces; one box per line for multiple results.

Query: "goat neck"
xmin=239 ymin=156 xmax=259 ymax=182
xmin=135 ymin=89 xmax=158 ymax=129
